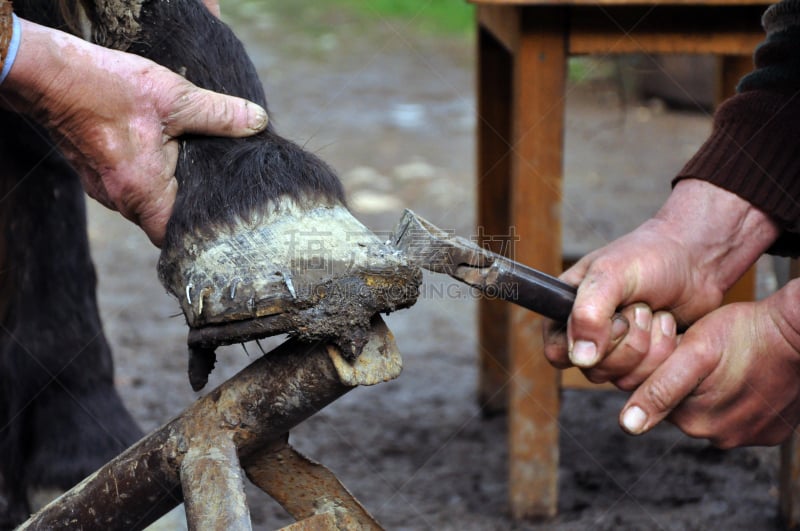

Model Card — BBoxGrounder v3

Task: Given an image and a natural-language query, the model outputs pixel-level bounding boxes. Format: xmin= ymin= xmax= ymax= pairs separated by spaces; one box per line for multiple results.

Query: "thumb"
xmin=164 ymin=84 xmax=268 ymax=138
xmin=565 ymin=266 xmax=627 ymax=368
xmin=618 ymin=336 xmax=713 ymax=435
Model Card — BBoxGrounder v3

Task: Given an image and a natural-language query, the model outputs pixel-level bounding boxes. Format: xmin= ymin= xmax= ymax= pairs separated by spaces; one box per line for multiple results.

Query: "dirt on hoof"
xmin=159 ymin=202 xmax=420 ymax=359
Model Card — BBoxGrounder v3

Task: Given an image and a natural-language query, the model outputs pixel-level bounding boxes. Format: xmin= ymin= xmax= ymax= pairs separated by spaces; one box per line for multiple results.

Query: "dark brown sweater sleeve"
xmin=675 ymin=0 xmax=800 ymax=255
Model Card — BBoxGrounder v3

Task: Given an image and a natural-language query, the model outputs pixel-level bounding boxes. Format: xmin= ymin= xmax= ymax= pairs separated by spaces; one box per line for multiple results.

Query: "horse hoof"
xmin=159 ymin=201 xmax=421 ymax=360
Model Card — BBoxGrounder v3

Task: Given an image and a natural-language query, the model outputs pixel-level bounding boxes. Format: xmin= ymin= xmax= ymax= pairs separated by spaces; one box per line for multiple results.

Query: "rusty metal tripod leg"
xmin=19 ymin=316 xmax=400 ymax=531
xmin=245 ymin=440 xmax=382 ymax=530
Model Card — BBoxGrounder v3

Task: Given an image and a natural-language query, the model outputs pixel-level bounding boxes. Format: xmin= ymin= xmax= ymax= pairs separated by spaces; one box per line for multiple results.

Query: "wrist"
xmin=0 ymin=19 xmax=82 ymax=116
xmin=0 ymin=13 xmax=21 ymax=85
xmin=656 ymin=179 xmax=778 ymax=293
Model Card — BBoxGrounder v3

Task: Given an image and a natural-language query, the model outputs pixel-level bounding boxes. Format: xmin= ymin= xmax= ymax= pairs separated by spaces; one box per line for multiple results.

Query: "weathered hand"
xmin=619 ymin=279 xmax=800 ymax=447
xmin=543 ymin=179 xmax=778 ymax=387
xmin=0 ymin=18 xmax=268 ymax=246
xmin=544 ymin=304 xmax=680 ymax=391
xmin=543 ymin=220 xmax=717 ymax=370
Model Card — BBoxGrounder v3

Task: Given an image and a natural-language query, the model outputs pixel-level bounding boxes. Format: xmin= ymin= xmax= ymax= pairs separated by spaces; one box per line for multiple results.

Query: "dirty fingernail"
xmin=660 ymin=313 xmax=676 ymax=337
xmin=622 ymin=406 xmax=647 ymax=434
xmin=634 ymin=305 xmax=651 ymax=330
xmin=248 ymin=104 xmax=269 ymax=131
xmin=570 ymin=340 xmax=598 ymax=367
xmin=610 ymin=316 xmax=628 ymax=342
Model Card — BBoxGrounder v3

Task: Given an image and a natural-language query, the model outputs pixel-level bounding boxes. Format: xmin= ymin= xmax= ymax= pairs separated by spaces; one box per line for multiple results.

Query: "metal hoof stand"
xmin=19 ymin=317 xmax=398 ymax=530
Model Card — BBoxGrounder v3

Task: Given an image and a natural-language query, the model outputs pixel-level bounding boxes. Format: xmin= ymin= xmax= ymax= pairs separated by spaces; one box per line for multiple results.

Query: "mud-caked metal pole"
xmin=19 ymin=317 xmax=400 ymax=530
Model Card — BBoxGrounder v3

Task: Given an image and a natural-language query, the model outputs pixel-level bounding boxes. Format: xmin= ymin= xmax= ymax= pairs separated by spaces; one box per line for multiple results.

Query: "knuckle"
xmin=570 ymin=304 xmax=604 ymax=328
xmin=614 ymin=334 xmax=648 ymax=363
xmin=587 ymin=254 xmax=614 ymax=271
xmin=673 ymin=418 xmax=708 ymax=440
xmin=699 ymin=350 xmax=722 ymax=372
xmin=671 ymin=409 xmax=720 ymax=442
xmin=163 ymin=81 xmax=200 ymax=117
xmin=585 ymin=256 xmax=624 ymax=285
xmin=170 ymin=89 xmax=198 ymax=118
xmin=643 ymin=378 xmax=676 ymax=414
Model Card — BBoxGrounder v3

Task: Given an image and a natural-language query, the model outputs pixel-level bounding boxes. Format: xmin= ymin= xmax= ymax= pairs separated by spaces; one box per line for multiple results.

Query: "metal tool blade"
xmin=392 ymin=209 xmax=576 ymax=323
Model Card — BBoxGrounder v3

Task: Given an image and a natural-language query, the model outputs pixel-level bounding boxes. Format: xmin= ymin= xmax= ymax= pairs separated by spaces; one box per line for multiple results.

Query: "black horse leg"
xmin=0 ymin=112 xmax=143 ymax=528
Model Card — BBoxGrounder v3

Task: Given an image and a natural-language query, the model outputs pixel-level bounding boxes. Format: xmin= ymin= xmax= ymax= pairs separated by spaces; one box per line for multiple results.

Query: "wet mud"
xmin=86 ymin=1 xmax=782 ymax=529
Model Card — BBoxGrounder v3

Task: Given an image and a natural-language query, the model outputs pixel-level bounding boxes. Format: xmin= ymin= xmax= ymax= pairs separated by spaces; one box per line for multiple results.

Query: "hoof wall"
xmin=159 ymin=202 xmax=420 ymax=357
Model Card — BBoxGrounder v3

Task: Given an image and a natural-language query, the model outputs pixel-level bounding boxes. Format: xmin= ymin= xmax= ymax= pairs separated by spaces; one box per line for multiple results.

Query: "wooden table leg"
xmin=716 ymin=54 xmax=753 ymax=102
xmin=716 ymin=55 xmax=758 ymax=305
xmin=507 ymin=7 xmax=567 ymax=520
xmin=477 ymin=25 xmax=514 ymax=415
xmin=782 ymin=432 xmax=800 ymax=529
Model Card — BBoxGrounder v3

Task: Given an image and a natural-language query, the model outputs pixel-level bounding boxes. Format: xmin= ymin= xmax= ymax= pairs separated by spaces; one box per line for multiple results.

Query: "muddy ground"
xmin=85 ymin=2 xmax=783 ymax=529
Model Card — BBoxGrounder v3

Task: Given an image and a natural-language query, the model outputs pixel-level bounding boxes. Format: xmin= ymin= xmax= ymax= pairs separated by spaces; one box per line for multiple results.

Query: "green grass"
xmin=338 ymin=0 xmax=475 ymax=34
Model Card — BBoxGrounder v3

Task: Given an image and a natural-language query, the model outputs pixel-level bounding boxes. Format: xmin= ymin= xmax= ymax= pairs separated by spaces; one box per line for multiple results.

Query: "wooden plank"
xmin=571 ymin=30 xmax=763 ymax=55
xmin=476 ymin=26 xmax=516 ymax=415
xmin=507 ymin=7 xmax=567 ymax=520
xmin=569 ymin=5 xmax=765 ymax=55
xmin=477 ymin=5 xmax=520 ymax=52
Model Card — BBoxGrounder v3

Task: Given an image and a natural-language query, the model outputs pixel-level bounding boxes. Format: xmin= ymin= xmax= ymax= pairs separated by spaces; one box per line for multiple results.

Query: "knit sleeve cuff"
xmin=675 ymin=90 xmax=800 ymax=245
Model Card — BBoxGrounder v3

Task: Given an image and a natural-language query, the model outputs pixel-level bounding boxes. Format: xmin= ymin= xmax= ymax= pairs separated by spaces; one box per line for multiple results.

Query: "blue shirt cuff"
xmin=0 ymin=14 xmax=22 ymax=86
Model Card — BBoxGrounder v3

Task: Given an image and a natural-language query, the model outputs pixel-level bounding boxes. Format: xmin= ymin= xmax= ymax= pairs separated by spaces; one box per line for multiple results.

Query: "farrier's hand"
xmin=619 ymin=280 xmax=800 ymax=447
xmin=543 ymin=179 xmax=779 ymax=388
xmin=0 ymin=18 xmax=268 ymax=246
